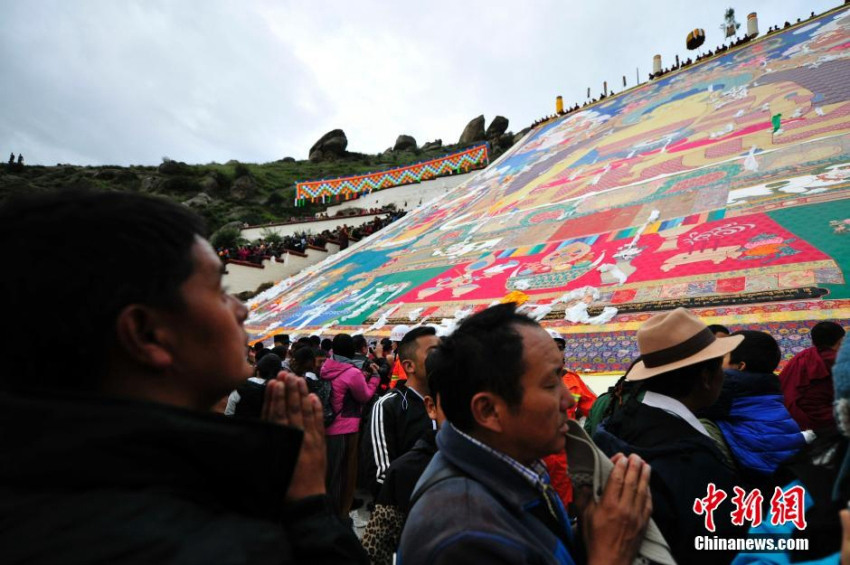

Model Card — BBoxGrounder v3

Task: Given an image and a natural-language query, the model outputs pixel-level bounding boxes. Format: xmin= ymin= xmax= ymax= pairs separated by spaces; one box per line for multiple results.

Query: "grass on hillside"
xmin=0 ymin=143 xmax=477 ymax=233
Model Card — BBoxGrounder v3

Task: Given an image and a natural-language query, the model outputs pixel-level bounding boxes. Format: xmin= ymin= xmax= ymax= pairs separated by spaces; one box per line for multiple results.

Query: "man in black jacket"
xmin=361 ymin=392 xmax=443 ymax=565
xmin=0 ymin=191 xmax=367 ymax=565
xmin=593 ymin=308 xmax=747 ymax=565
xmin=361 ymin=326 xmax=439 ymax=497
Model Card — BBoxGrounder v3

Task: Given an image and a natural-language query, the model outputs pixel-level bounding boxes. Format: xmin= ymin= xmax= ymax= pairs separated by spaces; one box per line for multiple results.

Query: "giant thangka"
xmin=248 ymin=7 xmax=850 ymax=372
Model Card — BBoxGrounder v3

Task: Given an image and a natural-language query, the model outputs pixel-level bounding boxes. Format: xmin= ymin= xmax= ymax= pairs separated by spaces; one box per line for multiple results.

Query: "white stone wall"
xmin=231 ymin=171 xmax=477 ymax=294
xmin=240 ymin=171 xmax=476 ymax=243
xmin=224 ymin=240 xmax=343 ymax=294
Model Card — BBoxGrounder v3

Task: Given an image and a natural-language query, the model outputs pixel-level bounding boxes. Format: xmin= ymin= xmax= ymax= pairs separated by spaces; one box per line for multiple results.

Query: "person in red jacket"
xmin=387 ymin=324 xmax=410 ymax=389
xmin=543 ymin=330 xmax=597 ymax=509
xmin=779 ymin=321 xmax=846 ymax=433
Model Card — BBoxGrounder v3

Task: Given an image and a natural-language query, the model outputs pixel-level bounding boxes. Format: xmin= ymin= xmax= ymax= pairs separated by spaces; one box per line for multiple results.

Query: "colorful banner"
xmin=294 ymin=143 xmax=489 ymax=204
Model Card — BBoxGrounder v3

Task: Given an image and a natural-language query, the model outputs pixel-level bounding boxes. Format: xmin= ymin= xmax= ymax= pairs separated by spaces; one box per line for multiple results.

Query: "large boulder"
xmin=486 ymin=116 xmax=509 ymax=139
xmin=158 ymin=159 xmax=190 ymax=175
xmin=140 ymin=176 xmax=164 ymax=192
xmin=497 ymin=133 xmax=514 ymax=151
xmin=221 ymin=220 xmax=245 ymax=232
xmin=162 ymin=176 xmax=200 ymax=194
xmin=393 ymin=134 xmax=417 ymax=152
xmin=513 ymin=127 xmax=531 ymax=144
xmin=458 ymin=115 xmax=486 ymax=144
xmin=230 ymin=175 xmax=257 ymax=200
xmin=92 ymin=169 xmax=118 ymax=180
xmin=200 ymin=174 xmax=221 ymax=194
xmin=183 ymin=193 xmax=214 ymax=209
xmin=421 ymin=139 xmax=443 ymax=151
xmin=309 ymin=129 xmax=348 ymax=162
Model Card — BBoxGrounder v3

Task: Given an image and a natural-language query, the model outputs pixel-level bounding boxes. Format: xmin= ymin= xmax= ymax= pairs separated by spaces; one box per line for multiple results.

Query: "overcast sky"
xmin=0 ymin=0 xmax=839 ymax=166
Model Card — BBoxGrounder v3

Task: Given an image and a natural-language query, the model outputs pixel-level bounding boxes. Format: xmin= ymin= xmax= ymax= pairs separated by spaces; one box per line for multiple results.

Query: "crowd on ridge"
xmin=249 ymin=204 xmax=399 ymax=229
xmin=530 ymin=8 xmax=825 ymax=130
xmin=219 ymin=210 xmax=407 ymax=263
xmin=3 ymin=189 xmax=850 ymax=565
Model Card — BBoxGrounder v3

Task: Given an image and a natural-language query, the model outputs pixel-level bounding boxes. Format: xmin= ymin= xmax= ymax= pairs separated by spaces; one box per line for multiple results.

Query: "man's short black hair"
xmin=332 ymin=333 xmax=355 ymax=359
xmin=729 ymin=330 xmax=781 ymax=374
xmin=253 ymin=343 xmax=266 ymax=353
xmin=308 ymin=335 xmax=321 ymax=348
xmin=0 ymin=190 xmax=205 ymax=392
xmin=398 ymin=326 xmax=437 ymax=363
xmin=291 ymin=347 xmax=317 ymax=377
xmin=320 ymin=338 xmax=333 ymax=352
xmin=708 ymin=324 xmax=731 ymax=336
xmin=812 ymin=321 xmax=845 ymax=348
xmin=256 ymin=354 xmax=282 ymax=380
xmin=273 ymin=334 xmax=290 ymax=345
xmin=352 ymin=334 xmax=368 ymax=354
xmin=425 ymin=304 xmax=538 ymax=432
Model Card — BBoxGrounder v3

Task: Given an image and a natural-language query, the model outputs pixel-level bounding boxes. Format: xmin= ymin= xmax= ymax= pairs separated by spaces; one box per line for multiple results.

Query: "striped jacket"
xmin=360 ymin=382 xmax=432 ymax=497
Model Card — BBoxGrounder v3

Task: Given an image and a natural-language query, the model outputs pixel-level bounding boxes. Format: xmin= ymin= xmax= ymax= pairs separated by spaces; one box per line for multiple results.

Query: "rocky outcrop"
xmin=513 ymin=127 xmax=531 ymax=144
xmin=280 ymin=156 xmax=296 ymax=162
xmin=485 ymin=116 xmax=509 ymax=139
xmin=140 ymin=176 xmax=164 ymax=192
xmin=93 ymin=169 xmax=137 ymax=183
xmin=458 ymin=115 xmax=486 ymax=144
xmin=230 ymin=175 xmax=257 ymax=200
xmin=183 ymin=193 xmax=214 ymax=209
xmin=495 ymin=133 xmax=515 ymax=152
xmin=158 ymin=159 xmax=190 ymax=175
xmin=421 ymin=139 xmax=443 ymax=151
xmin=200 ymin=175 xmax=220 ymax=194
xmin=309 ymin=129 xmax=348 ymax=162
xmin=393 ymin=134 xmax=417 ymax=152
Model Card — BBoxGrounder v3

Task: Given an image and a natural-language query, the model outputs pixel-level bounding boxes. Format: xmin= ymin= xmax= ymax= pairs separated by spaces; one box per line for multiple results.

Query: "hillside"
xmin=0 ymin=118 xmax=519 ymax=233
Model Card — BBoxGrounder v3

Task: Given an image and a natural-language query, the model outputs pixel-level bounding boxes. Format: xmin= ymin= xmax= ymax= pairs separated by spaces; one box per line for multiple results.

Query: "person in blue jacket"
xmin=701 ymin=330 xmax=808 ymax=482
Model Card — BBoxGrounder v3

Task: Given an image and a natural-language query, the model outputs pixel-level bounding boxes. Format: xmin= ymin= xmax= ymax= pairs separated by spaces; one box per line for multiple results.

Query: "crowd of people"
xmin=3 ymin=189 xmax=850 ymax=565
xmin=246 ymin=205 xmax=399 ymax=228
xmin=219 ymin=210 xmax=407 ymax=263
xmin=649 ymin=34 xmax=755 ymax=81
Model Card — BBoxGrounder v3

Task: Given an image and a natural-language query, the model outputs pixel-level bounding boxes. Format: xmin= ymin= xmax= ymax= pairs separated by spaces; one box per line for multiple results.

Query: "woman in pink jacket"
xmin=321 ymin=333 xmax=380 ymax=518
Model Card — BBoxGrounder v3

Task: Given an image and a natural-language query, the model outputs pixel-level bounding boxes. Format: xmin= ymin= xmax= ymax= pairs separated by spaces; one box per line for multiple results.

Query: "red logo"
xmin=693 ymin=484 xmax=807 ymax=531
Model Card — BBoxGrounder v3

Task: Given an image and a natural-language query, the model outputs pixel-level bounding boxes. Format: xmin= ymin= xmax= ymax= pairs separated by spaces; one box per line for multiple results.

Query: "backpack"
xmin=232 ymin=378 xmax=267 ymax=419
xmin=306 ymin=375 xmax=336 ymax=427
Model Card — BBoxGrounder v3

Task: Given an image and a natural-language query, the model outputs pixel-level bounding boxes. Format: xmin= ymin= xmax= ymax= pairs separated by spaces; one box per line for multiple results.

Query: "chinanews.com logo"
xmin=692 ymin=483 xmax=810 ymax=552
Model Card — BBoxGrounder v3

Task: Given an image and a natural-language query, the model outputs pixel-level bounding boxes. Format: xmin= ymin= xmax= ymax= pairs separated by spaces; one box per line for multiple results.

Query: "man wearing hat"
xmin=272 ymin=333 xmax=291 ymax=358
xmin=593 ymin=307 xmax=747 ymax=565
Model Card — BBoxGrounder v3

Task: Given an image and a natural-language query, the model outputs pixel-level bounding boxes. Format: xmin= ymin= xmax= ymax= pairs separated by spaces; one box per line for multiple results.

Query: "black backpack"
xmin=306 ymin=377 xmax=336 ymax=427
xmin=233 ymin=379 xmax=267 ymax=419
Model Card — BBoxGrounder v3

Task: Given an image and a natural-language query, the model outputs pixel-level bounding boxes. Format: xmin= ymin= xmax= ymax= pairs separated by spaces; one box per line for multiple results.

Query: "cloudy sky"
xmin=0 ymin=0 xmax=838 ymax=166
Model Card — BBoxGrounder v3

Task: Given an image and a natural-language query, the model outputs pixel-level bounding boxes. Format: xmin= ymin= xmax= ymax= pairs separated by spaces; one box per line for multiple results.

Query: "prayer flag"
xmin=772 ymin=114 xmax=782 ymax=133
